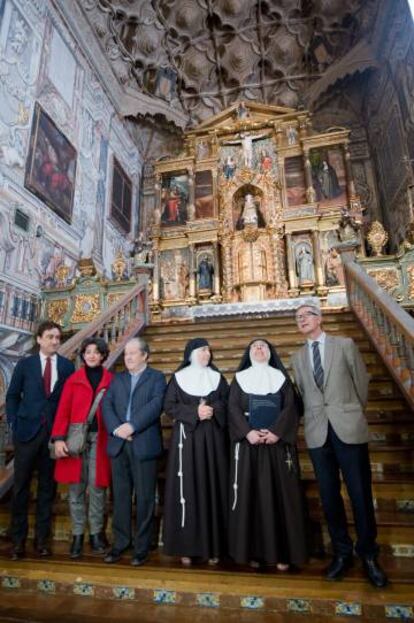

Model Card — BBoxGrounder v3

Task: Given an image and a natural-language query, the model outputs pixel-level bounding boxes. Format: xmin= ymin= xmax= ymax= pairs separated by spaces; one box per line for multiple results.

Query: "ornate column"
xmin=187 ymin=169 xmax=195 ymax=220
xmin=285 ymin=232 xmax=298 ymax=291
xmin=303 ymin=148 xmax=316 ymax=203
xmin=188 ymin=243 xmax=196 ymax=299
xmin=212 ymin=241 xmax=221 ymax=299
xmin=221 ymin=233 xmax=233 ymax=302
xmin=343 ymin=143 xmax=356 ymax=198
xmin=312 ymin=230 xmax=324 ymax=287
xmin=270 ymin=226 xmax=288 ymax=297
xmin=151 ymin=239 xmax=160 ymax=303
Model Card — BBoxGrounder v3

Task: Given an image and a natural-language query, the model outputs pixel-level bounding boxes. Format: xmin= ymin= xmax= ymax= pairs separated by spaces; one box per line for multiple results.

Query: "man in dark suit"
xmin=6 ymin=321 xmax=74 ymax=559
xmin=102 ymin=337 xmax=166 ymax=566
xmin=291 ymin=304 xmax=387 ymax=588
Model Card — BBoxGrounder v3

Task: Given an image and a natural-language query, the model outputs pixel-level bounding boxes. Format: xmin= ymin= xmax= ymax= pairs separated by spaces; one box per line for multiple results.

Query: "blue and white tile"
xmin=73 ymin=582 xmax=94 ymax=596
xmin=335 ymin=601 xmax=362 ymax=616
xmin=38 ymin=579 xmax=55 ymax=593
xmin=196 ymin=592 xmax=220 ymax=608
xmin=385 ymin=605 xmax=413 ymax=619
xmin=288 ymin=599 xmax=311 ymax=613
xmin=113 ymin=586 xmax=135 ymax=600
xmin=240 ymin=596 xmax=264 ymax=609
xmin=153 ymin=589 xmax=176 ymax=605
xmin=1 ymin=576 xmax=21 ymax=589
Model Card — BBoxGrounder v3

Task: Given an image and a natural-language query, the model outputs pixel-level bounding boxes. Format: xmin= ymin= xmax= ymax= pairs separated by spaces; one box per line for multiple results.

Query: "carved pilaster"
xmin=343 ymin=143 xmax=356 ymax=198
xmin=189 ymin=243 xmax=196 ymax=298
xmin=303 ymin=149 xmax=316 ymax=204
xmin=312 ymin=230 xmax=324 ymax=287
xmin=285 ymin=232 xmax=297 ymax=290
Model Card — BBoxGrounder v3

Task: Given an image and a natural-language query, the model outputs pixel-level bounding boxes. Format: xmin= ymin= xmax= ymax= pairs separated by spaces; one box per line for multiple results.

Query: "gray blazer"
xmin=290 ymin=335 xmax=370 ymax=449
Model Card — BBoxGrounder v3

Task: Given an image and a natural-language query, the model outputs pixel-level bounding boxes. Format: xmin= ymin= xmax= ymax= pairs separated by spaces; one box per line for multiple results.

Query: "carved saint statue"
xmin=296 ymin=245 xmax=314 ymax=283
xmin=241 ymin=193 xmax=259 ymax=226
xmin=198 ymin=256 xmax=214 ymax=290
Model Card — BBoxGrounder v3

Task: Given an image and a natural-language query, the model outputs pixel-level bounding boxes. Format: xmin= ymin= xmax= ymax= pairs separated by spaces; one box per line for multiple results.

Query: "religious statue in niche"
xmin=197 ymin=255 xmax=214 ymax=291
xmin=223 ymin=155 xmax=236 ymax=180
xmin=235 ymin=192 xmax=265 ymax=230
xmin=296 ymin=244 xmax=315 ymax=284
xmin=286 ymin=125 xmax=298 ymax=146
xmin=235 ymin=101 xmax=249 ymax=120
xmin=196 ymin=140 xmax=210 ymax=160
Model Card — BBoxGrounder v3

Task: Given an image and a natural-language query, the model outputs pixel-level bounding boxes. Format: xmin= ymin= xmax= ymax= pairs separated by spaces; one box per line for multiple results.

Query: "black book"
xmin=248 ymin=393 xmax=281 ymax=429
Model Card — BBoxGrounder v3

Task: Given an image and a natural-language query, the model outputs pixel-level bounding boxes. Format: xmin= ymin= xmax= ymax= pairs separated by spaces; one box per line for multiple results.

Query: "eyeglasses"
xmin=295 ymin=311 xmax=319 ymax=322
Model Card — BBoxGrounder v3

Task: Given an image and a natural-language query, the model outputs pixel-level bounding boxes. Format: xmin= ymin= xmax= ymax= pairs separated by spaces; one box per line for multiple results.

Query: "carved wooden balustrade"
xmin=344 ymin=259 xmax=414 ymax=411
xmin=0 ymin=283 xmax=147 ymax=492
xmin=58 ymin=282 xmax=147 ymax=368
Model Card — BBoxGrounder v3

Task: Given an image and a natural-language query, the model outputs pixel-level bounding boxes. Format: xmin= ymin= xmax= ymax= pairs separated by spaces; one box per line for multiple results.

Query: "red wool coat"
xmin=51 ymin=367 xmax=113 ymax=487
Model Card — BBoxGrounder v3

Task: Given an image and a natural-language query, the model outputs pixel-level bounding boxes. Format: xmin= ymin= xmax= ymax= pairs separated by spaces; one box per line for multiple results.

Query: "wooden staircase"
xmin=1 ymin=309 xmax=413 ymax=621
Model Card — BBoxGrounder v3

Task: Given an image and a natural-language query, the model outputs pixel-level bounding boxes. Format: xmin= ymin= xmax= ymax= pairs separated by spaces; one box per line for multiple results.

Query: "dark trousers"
xmin=111 ymin=442 xmax=157 ymax=557
xmin=309 ymin=423 xmax=378 ymax=558
xmin=11 ymin=426 xmax=56 ymax=545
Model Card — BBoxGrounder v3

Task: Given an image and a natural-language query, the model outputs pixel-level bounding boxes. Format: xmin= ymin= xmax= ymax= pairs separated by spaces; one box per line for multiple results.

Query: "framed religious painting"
xmin=25 ymin=102 xmax=77 ymax=224
xmin=161 ymin=172 xmax=189 ymax=226
xmin=310 ymin=147 xmax=347 ymax=208
xmin=284 ymin=156 xmax=306 ymax=207
xmin=195 ymin=170 xmax=214 ymax=219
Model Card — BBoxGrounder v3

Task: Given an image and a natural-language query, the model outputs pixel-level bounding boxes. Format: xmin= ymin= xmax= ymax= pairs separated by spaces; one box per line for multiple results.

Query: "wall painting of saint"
xmin=310 ymin=148 xmax=347 ymax=208
xmin=195 ymin=170 xmax=214 ymax=219
xmin=284 ymin=156 xmax=306 ymax=207
xmin=161 ymin=172 xmax=189 ymax=226
xmin=25 ymin=102 xmax=77 ymax=224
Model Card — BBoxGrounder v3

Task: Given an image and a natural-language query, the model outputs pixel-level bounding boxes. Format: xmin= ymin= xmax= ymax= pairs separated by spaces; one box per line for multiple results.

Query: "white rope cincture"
xmin=231 ymin=442 xmax=240 ymax=511
xmin=178 ymin=423 xmax=187 ymax=528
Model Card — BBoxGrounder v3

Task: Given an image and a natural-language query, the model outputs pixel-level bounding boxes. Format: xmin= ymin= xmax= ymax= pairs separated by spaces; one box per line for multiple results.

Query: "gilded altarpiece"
xmin=148 ymin=102 xmax=363 ymax=318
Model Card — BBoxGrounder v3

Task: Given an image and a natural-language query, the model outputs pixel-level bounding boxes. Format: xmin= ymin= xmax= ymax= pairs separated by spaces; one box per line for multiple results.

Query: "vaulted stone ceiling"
xmin=81 ymin=0 xmax=370 ymax=126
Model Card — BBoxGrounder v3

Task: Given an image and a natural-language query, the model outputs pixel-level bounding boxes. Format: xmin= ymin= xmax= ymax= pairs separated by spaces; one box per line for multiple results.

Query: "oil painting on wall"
xmin=161 ymin=172 xmax=189 ymax=226
xmin=310 ymin=147 xmax=347 ymax=208
xmin=284 ymin=156 xmax=306 ymax=207
xmin=25 ymin=102 xmax=77 ymax=224
xmin=195 ymin=170 xmax=214 ymax=219
xmin=160 ymin=248 xmax=190 ymax=300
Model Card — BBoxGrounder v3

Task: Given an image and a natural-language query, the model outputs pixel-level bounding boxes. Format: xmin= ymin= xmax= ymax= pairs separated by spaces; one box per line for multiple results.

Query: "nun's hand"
xmin=260 ymin=429 xmax=279 ymax=444
xmin=246 ymin=430 xmax=265 ymax=445
xmin=198 ymin=404 xmax=213 ymax=420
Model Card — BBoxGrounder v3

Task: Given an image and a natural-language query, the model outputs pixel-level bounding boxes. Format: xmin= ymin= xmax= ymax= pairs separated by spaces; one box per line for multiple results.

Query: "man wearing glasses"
xmin=291 ymin=304 xmax=387 ymax=588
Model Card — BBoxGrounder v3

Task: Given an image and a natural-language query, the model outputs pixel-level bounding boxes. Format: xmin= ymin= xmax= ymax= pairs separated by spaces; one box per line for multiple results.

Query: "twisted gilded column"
xmin=189 ymin=243 xmax=196 ymax=299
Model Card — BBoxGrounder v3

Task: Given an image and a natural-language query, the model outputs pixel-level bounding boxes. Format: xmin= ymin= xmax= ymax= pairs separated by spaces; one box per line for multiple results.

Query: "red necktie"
xmin=43 ymin=357 xmax=51 ymax=398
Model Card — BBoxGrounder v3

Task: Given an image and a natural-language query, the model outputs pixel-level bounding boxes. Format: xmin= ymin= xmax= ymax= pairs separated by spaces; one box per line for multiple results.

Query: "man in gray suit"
xmin=102 ymin=337 xmax=166 ymax=566
xmin=291 ymin=304 xmax=387 ymax=587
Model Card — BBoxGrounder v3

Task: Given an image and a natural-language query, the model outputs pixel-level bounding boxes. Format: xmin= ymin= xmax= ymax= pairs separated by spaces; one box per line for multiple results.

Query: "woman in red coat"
xmin=51 ymin=337 xmax=113 ymax=559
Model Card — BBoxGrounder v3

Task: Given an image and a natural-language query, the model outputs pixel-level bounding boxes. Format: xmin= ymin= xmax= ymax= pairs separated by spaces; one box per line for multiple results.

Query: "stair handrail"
xmin=343 ymin=257 xmax=414 ymax=410
xmin=58 ymin=282 xmax=147 ymax=367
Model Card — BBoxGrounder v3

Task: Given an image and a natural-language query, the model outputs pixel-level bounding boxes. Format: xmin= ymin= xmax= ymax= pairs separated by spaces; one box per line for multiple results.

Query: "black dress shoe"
xmin=34 ymin=541 xmax=51 ymax=557
xmin=104 ymin=549 xmax=122 ymax=564
xmin=325 ymin=555 xmax=353 ymax=580
xmin=11 ymin=543 xmax=25 ymax=561
xmin=131 ymin=554 xmax=148 ymax=567
xmin=362 ymin=557 xmax=388 ymax=588
xmin=89 ymin=533 xmax=107 ymax=554
xmin=70 ymin=535 xmax=84 ymax=559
